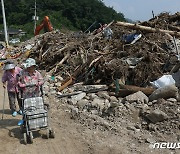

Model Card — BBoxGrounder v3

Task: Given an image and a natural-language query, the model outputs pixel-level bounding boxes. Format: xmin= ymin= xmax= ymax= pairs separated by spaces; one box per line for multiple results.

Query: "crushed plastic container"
xmin=150 ymin=75 xmax=175 ymax=88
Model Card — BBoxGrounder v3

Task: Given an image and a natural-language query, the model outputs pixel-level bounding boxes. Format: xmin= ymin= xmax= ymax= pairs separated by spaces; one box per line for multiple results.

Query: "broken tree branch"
xmin=50 ymin=52 xmax=71 ymax=74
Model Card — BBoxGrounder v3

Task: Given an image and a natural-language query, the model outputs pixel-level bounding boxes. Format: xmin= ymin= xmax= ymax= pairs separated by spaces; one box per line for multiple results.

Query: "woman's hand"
xmin=18 ymin=82 xmax=26 ymax=88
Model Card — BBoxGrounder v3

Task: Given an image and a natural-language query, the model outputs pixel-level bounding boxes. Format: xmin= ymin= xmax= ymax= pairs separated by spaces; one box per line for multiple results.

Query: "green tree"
xmin=0 ymin=0 xmax=126 ymax=37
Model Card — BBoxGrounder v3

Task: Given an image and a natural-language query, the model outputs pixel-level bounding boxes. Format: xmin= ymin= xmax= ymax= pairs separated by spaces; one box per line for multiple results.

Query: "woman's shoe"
xmin=18 ymin=120 xmax=24 ymax=126
xmin=12 ymin=111 xmax=17 ymax=117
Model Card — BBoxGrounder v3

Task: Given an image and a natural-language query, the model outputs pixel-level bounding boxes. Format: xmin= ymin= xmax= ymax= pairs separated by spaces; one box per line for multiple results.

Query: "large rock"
xmin=55 ymin=82 xmax=62 ymax=87
xmin=49 ymin=85 xmax=56 ymax=94
xmin=91 ymin=98 xmax=105 ymax=111
xmin=110 ymin=96 xmax=118 ymax=102
xmin=97 ymin=91 xmax=110 ymax=100
xmin=88 ymin=93 xmax=98 ymax=100
xmin=70 ymin=107 xmax=79 ymax=119
xmin=67 ymin=99 xmax=77 ymax=105
xmin=104 ymin=99 xmax=111 ymax=110
xmin=149 ymin=84 xmax=178 ymax=101
xmin=166 ymin=98 xmax=177 ymax=103
xmin=146 ymin=109 xmax=168 ymax=123
xmin=76 ymin=99 xmax=89 ymax=110
xmin=43 ymin=85 xmax=50 ymax=94
xmin=110 ymin=101 xmax=119 ymax=108
xmin=55 ymin=75 xmax=64 ymax=82
xmin=124 ymin=91 xmax=149 ymax=104
xmin=71 ymin=92 xmax=86 ymax=101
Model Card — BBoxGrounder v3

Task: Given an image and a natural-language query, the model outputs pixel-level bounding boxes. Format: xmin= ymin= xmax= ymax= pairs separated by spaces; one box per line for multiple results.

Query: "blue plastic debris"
xmin=122 ymin=33 xmax=142 ymax=44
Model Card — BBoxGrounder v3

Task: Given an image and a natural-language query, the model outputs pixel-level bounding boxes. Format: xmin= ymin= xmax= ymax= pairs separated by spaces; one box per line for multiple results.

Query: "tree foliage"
xmin=0 ymin=0 xmax=125 ymax=37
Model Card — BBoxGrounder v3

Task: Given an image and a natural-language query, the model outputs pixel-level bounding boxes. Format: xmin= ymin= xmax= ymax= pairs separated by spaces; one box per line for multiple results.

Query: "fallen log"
xmin=116 ymin=21 xmax=180 ymax=37
xmin=168 ymin=25 xmax=180 ymax=32
xmin=118 ymin=84 xmax=155 ymax=96
xmin=114 ymin=89 xmax=133 ymax=97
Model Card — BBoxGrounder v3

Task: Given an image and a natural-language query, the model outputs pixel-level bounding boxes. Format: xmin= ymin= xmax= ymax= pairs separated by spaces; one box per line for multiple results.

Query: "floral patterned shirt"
xmin=18 ymin=70 xmax=44 ymax=99
xmin=2 ymin=66 xmax=22 ymax=92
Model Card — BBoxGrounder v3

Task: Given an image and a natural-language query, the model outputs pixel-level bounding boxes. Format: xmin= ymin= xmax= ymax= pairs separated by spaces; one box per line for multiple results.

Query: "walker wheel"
xmin=29 ymin=132 xmax=33 ymax=144
xmin=46 ymin=129 xmax=49 ymax=139
xmin=49 ymin=128 xmax=55 ymax=138
xmin=23 ymin=133 xmax=27 ymax=145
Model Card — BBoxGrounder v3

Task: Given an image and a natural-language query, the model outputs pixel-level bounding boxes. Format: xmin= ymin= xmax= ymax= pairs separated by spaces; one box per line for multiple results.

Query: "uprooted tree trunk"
xmin=116 ymin=21 xmax=180 ymax=37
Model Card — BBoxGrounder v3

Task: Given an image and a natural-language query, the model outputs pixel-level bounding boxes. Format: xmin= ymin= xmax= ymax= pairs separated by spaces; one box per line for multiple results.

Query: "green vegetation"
xmin=0 ymin=0 xmax=125 ymax=39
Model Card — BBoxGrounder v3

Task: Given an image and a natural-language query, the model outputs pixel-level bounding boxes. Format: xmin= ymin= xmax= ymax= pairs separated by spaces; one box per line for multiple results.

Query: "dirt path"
xmin=0 ymin=71 xmax=88 ymax=154
xmin=0 ymin=71 xmax=125 ymax=154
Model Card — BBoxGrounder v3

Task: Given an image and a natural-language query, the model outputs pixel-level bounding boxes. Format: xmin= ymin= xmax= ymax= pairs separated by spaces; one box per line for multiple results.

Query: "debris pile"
xmin=1 ymin=12 xmax=180 ymax=154
xmin=16 ymin=13 xmax=180 ymax=90
xmin=13 ymin=12 xmax=180 ymax=147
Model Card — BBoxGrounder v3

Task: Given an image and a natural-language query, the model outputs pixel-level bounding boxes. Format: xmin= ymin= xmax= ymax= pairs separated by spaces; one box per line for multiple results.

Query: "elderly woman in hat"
xmin=2 ymin=61 xmax=22 ymax=117
xmin=18 ymin=58 xmax=44 ymax=99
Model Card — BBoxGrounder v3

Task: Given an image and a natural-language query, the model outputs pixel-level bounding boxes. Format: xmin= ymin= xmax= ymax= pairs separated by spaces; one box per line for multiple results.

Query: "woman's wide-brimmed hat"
xmin=22 ymin=58 xmax=37 ymax=68
xmin=3 ymin=60 xmax=16 ymax=70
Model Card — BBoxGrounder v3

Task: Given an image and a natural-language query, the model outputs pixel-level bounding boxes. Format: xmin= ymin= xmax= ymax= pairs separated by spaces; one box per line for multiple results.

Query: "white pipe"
xmin=1 ymin=0 xmax=8 ymax=47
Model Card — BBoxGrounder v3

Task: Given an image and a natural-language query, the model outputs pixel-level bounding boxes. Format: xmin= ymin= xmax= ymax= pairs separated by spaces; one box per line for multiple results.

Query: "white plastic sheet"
xmin=150 ymin=75 xmax=175 ymax=88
